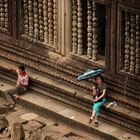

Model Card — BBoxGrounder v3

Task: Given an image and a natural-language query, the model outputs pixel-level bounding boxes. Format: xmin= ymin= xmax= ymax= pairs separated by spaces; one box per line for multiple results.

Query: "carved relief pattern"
xmin=23 ymin=0 xmax=29 ymax=35
xmin=0 ymin=0 xmax=8 ymax=30
xmin=43 ymin=0 xmax=48 ymax=43
xmin=87 ymin=0 xmax=92 ymax=59
xmin=48 ymin=0 xmax=53 ymax=45
xmin=33 ymin=0 xmax=39 ymax=40
xmin=130 ymin=13 xmax=136 ymax=74
xmin=72 ymin=0 xmax=78 ymax=54
xmin=122 ymin=11 xmax=140 ymax=76
xmin=4 ymin=0 xmax=8 ymax=29
xmin=124 ymin=12 xmax=131 ymax=72
xmin=53 ymin=0 xmax=57 ymax=47
xmin=28 ymin=0 xmax=34 ymax=38
xmin=92 ymin=1 xmax=98 ymax=61
xmin=77 ymin=0 xmax=83 ymax=55
xmin=38 ymin=0 xmax=44 ymax=41
xmin=135 ymin=14 xmax=140 ymax=75
xmin=22 ymin=0 xmax=57 ymax=46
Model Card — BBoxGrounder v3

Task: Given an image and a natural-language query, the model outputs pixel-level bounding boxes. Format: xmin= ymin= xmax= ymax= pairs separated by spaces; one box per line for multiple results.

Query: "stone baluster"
xmin=4 ymin=0 xmax=8 ymax=30
xmin=23 ymin=0 xmax=29 ymax=36
xmin=53 ymin=0 xmax=57 ymax=47
xmin=92 ymin=1 xmax=98 ymax=61
xmin=130 ymin=13 xmax=136 ymax=74
xmin=38 ymin=0 xmax=44 ymax=42
xmin=48 ymin=0 xmax=53 ymax=45
xmin=0 ymin=1 xmax=1 ymax=27
xmin=87 ymin=0 xmax=92 ymax=59
xmin=33 ymin=0 xmax=39 ymax=40
xmin=28 ymin=0 xmax=34 ymax=38
xmin=72 ymin=0 xmax=78 ymax=54
xmin=135 ymin=14 xmax=140 ymax=75
xmin=124 ymin=12 xmax=131 ymax=72
xmin=77 ymin=0 xmax=83 ymax=55
xmin=43 ymin=0 xmax=49 ymax=43
xmin=0 ymin=0 xmax=5 ymax=28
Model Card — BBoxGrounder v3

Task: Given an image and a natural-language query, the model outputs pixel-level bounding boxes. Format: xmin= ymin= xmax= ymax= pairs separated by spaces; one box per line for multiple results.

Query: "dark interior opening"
xmin=81 ymin=2 xmax=106 ymax=57
xmin=82 ymin=0 xmax=88 ymax=55
xmin=96 ymin=3 xmax=106 ymax=56
xmin=120 ymin=11 xmax=125 ymax=70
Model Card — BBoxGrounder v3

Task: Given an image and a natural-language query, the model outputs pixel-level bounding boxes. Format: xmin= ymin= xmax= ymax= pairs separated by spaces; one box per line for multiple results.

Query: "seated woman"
xmin=89 ymin=75 xmax=107 ymax=127
xmin=5 ymin=65 xmax=29 ymax=108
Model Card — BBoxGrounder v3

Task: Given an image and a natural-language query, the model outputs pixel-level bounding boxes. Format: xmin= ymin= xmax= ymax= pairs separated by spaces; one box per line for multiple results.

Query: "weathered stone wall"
xmin=0 ymin=0 xmax=140 ymax=95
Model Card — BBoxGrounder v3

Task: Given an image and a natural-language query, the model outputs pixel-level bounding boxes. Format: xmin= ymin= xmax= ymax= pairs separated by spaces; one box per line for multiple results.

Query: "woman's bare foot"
xmin=88 ymin=118 xmax=93 ymax=124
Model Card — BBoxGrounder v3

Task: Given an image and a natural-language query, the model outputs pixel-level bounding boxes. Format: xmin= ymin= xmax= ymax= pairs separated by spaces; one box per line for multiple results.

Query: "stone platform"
xmin=0 ymin=79 xmax=139 ymax=140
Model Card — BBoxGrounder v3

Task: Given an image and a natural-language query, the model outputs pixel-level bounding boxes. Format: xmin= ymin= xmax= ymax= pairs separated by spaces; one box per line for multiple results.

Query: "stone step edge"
xmin=17 ymin=95 xmax=119 ymax=140
xmin=65 ymin=56 xmax=140 ymax=98
xmin=0 ymin=52 xmax=139 ymax=108
xmin=0 ymin=81 xmax=139 ymax=139
xmin=0 ymin=67 xmax=140 ymax=124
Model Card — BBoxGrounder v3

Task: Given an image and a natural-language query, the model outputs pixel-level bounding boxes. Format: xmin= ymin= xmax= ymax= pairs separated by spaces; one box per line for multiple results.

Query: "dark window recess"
xmin=81 ymin=2 xmax=106 ymax=57
xmin=96 ymin=3 xmax=106 ymax=56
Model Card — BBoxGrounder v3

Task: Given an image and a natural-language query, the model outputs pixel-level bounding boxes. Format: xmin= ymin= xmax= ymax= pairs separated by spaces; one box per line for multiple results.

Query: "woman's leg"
xmin=5 ymin=88 xmax=16 ymax=104
xmin=93 ymin=99 xmax=106 ymax=126
xmin=15 ymin=86 xmax=26 ymax=99
xmin=89 ymin=104 xmax=97 ymax=123
xmin=93 ymin=98 xmax=106 ymax=116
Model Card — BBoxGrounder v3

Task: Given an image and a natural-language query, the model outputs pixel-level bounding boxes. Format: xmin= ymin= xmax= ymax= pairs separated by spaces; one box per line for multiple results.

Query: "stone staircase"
xmin=0 ymin=43 xmax=140 ymax=137
xmin=0 ymin=74 xmax=140 ymax=140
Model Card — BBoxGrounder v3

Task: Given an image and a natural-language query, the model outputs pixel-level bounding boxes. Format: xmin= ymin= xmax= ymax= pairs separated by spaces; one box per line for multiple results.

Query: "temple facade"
xmin=0 ymin=0 xmax=140 ymax=106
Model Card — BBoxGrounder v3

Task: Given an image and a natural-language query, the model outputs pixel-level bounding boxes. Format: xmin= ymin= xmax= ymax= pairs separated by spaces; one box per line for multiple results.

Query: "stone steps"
xmin=0 ymin=45 xmax=140 ymax=134
xmin=0 ymin=46 xmax=139 ymax=109
xmin=0 ymin=60 xmax=140 ymax=135
xmin=64 ymin=54 xmax=140 ymax=97
xmin=64 ymin=56 xmax=140 ymax=106
xmin=0 ymin=79 xmax=140 ymax=140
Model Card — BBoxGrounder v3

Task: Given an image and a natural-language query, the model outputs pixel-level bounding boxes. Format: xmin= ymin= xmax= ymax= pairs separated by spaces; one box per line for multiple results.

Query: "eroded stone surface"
xmin=10 ymin=123 xmax=25 ymax=140
xmin=0 ymin=116 xmax=8 ymax=132
xmin=20 ymin=113 xmax=38 ymax=121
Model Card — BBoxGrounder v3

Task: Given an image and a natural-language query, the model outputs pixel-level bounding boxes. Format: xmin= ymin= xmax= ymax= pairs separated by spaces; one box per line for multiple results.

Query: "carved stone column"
xmin=33 ymin=0 xmax=39 ymax=40
xmin=130 ymin=13 xmax=136 ymax=74
xmin=38 ymin=0 xmax=44 ymax=42
xmin=23 ymin=0 xmax=29 ymax=35
xmin=53 ymin=0 xmax=57 ymax=47
xmin=72 ymin=0 xmax=78 ymax=54
xmin=28 ymin=0 xmax=34 ymax=38
xmin=77 ymin=0 xmax=83 ymax=55
xmin=87 ymin=0 xmax=92 ymax=59
xmin=43 ymin=0 xmax=48 ymax=43
xmin=48 ymin=0 xmax=53 ymax=45
xmin=135 ymin=14 xmax=140 ymax=75
xmin=0 ymin=0 xmax=5 ymax=28
xmin=92 ymin=1 xmax=98 ymax=61
xmin=4 ymin=0 xmax=8 ymax=29
xmin=124 ymin=12 xmax=131 ymax=72
xmin=0 ymin=1 xmax=2 ymax=27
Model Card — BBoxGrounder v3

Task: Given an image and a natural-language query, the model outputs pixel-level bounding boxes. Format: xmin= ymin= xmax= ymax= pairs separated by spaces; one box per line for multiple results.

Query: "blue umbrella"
xmin=77 ymin=68 xmax=104 ymax=81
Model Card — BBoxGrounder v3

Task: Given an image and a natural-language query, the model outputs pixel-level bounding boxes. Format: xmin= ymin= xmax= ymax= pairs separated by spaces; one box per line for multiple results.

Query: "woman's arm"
xmin=97 ymin=89 xmax=106 ymax=100
xmin=19 ymin=82 xmax=28 ymax=87
xmin=93 ymin=89 xmax=106 ymax=102
xmin=19 ymin=76 xmax=29 ymax=87
xmin=92 ymin=85 xmax=97 ymax=96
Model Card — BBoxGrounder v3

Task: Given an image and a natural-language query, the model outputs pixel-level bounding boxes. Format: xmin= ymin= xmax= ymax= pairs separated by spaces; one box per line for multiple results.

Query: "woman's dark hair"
xmin=95 ymin=75 xmax=104 ymax=82
xmin=18 ymin=64 xmax=25 ymax=71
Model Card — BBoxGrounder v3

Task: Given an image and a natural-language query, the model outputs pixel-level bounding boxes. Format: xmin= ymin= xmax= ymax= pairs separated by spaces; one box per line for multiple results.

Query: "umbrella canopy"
xmin=77 ymin=68 xmax=104 ymax=81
